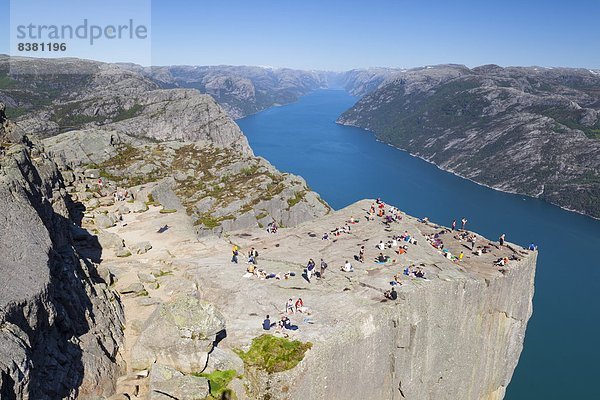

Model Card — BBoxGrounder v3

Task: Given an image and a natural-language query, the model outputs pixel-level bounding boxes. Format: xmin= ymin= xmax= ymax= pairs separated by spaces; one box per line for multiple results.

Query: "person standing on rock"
xmin=461 ymin=217 xmax=468 ymax=230
xmin=231 ymin=245 xmax=239 ymax=264
xmin=248 ymin=247 xmax=258 ymax=264
xmin=359 ymin=245 xmax=365 ymax=263
xmin=499 ymin=234 xmax=506 ymax=246
xmin=452 ymin=219 xmax=457 ymax=231
xmin=471 ymin=235 xmax=477 ymax=250
xmin=320 ymin=258 xmax=328 ymax=278
xmin=286 ymin=299 xmax=295 ymax=314
xmin=306 ymin=259 xmax=315 ymax=282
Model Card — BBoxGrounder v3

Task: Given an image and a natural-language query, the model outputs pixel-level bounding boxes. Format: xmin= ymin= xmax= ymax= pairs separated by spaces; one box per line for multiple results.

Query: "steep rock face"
xmin=247 ymin=251 xmax=536 ymax=400
xmin=0 ymin=111 xmax=124 ymax=399
xmin=338 ymin=64 xmax=600 ymax=218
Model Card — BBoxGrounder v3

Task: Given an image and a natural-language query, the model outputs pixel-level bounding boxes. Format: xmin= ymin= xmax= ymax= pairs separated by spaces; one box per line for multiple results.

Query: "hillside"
xmin=338 ymin=64 xmax=600 ymax=218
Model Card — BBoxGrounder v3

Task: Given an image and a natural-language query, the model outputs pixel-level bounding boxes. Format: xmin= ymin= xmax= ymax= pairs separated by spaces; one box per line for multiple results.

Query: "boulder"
xmin=205 ymin=347 xmax=245 ymax=375
xmin=87 ymin=198 xmax=100 ymax=209
xmin=96 ymin=230 xmax=125 ymax=250
xmin=131 ymin=241 xmax=152 ymax=255
xmin=95 ymin=213 xmax=114 ymax=229
xmin=120 ymin=283 xmax=146 ymax=295
xmin=115 ymin=248 xmax=132 ymax=258
xmin=130 ymin=297 xmax=226 ymax=373
xmin=150 ymin=374 xmax=210 ymax=400
xmin=137 ymin=272 xmax=156 ymax=283
xmin=85 ymin=168 xmax=101 ymax=179
xmin=118 ymin=205 xmax=130 ymax=214
xmin=130 ymin=201 xmax=149 ymax=213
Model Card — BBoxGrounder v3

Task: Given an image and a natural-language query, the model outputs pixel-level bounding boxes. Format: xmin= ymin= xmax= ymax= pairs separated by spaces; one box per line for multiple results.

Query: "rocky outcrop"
xmin=130 ymin=297 xmax=226 ymax=373
xmin=0 ymin=57 xmax=252 ymax=155
xmin=338 ymin=64 xmax=600 ymax=218
xmin=0 ymin=115 xmax=125 ymax=398
xmin=273 ymin=253 xmax=536 ymax=400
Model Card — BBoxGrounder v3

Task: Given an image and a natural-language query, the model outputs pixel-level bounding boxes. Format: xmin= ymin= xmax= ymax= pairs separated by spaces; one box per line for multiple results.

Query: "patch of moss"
xmin=236 ymin=335 xmax=312 ymax=374
xmin=159 ymin=208 xmax=177 ymax=214
xmin=286 ymin=191 xmax=305 ymax=208
xmin=193 ymin=369 xmax=238 ymax=399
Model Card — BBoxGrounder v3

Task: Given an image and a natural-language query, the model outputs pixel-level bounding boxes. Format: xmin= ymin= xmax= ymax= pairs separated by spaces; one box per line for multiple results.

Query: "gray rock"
xmin=115 ymin=248 xmax=132 ymax=258
xmin=96 ymin=230 xmax=125 ymax=250
xmin=85 ymin=169 xmax=101 ymax=179
xmin=130 ymin=201 xmax=149 ymax=213
xmin=119 ymin=283 xmax=146 ymax=295
xmin=87 ymin=198 xmax=100 ymax=209
xmin=150 ymin=374 xmax=210 ymax=400
xmin=130 ymin=297 xmax=226 ymax=372
xmin=118 ymin=205 xmax=130 ymax=214
xmin=94 ymin=213 xmax=115 ymax=229
xmin=137 ymin=272 xmax=156 ymax=283
xmin=205 ymin=347 xmax=244 ymax=375
xmin=131 ymin=241 xmax=153 ymax=255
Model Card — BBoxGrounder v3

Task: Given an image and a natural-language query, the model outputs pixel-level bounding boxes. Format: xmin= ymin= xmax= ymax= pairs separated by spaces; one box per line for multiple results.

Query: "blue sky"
xmin=1 ymin=0 xmax=599 ymax=70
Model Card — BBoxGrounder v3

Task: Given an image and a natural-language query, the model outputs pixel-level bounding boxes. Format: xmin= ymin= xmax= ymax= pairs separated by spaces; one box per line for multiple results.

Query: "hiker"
xmin=231 ymin=245 xmax=239 ymax=263
xmin=471 ymin=235 xmax=477 ymax=250
xmin=458 ymin=251 xmax=464 ymax=261
xmin=499 ymin=234 xmax=506 ymax=246
xmin=286 ymin=298 xmax=294 ymax=314
xmin=295 ymin=298 xmax=304 ymax=313
xmin=461 ymin=217 xmax=468 ymax=230
xmin=452 ymin=219 xmax=457 ymax=230
xmin=384 ymin=287 xmax=398 ymax=300
xmin=341 ymin=260 xmax=354 ymax=272
xmin=306 ymin=259 xmax=315 ymax=281
xmin=320 ymin=258 xmax=328 ymax=278
xmin=263 ymin=315 xmax=273 ymax=330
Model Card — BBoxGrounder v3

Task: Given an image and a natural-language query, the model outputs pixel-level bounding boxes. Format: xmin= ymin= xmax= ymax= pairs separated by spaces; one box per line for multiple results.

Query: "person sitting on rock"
xmin=377 ymin=241 xmax=385 ymax=250
xmin=263 ymin=315 xmax=273 ymax=330
xmin=384 ymin=287 xmax=398 ymax=300
xmin=341 ymin=260 xmax=354 ymax=272
xmin=295 ymin=298 xmax=304 ymax=313
xmin=286 ymin=298 xmax=295 ymax=314
xmin=377 ymin=253 xmax=387 ymax=263
xmin=358 ymin=246 xmax=365 ymax=263
xmin=322 ymin=232 xmax=329 ymax=240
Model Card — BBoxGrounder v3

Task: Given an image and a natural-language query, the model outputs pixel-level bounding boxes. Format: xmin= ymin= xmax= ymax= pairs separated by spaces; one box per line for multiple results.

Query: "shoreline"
xmin=337 ymin=120 xmax=600 ymax=222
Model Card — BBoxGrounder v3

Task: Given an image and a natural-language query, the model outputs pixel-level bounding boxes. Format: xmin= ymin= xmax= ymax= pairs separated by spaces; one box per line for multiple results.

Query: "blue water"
xmin=238 ymin=90 xmax=600 ymax=399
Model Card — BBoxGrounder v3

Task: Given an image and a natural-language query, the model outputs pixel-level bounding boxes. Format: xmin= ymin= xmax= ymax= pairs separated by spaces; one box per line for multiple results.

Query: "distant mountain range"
xmin=1 ymin=56 xmax=598 ymax=218
xmin=338 ymin=64 xmax=600 ymax=219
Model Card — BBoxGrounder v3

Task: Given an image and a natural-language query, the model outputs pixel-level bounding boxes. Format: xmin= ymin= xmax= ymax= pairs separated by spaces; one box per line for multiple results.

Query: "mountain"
xmin=0 ymin=56 xmax=252 ymax=153
xmin=120 ymin=64 xmax=329 ymax=118
xmin=338 ymin=64 xmax=600 ymax=218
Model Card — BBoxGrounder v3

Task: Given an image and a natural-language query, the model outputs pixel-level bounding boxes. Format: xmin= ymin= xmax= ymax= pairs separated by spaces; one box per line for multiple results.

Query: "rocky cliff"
xmin=122 ymin=64 xmax=328 ymax=119
xmin=338 ymin=64 xmax=600 ymax=218
xmin=107 ymin=199 xmax=535 ymax=400
xmin=0 ymin=106 xmax=124 ymax=399
xmin=0 ymin=57 xmax=252 ymax=154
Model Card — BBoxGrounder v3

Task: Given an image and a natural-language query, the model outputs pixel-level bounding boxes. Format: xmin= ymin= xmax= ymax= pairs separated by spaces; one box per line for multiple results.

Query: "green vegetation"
xmin=0 ymin=74 xmax=17 ymax=89
xmin=536 ymin=106 xmax=600 ymax=139
xmin=286 ymin=191 xmax=305 ymax=208
xmin=159 ymin=208 xmax=178 ymax=214
xmin=194 ymin=370 xmax=238 ymax=399
xmin=236 ymin=334 xmax=312 ymax=374
xmin=113 ymin=103 xmax=143 ymax=122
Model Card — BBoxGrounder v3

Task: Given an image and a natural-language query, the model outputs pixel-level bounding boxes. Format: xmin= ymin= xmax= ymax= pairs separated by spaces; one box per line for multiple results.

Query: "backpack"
xmin=255 ymin=251 xmax=259 ymax=257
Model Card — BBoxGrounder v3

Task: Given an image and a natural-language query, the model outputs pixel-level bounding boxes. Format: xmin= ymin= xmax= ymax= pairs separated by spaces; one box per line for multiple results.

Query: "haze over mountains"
xmin=1 ymin=55 xmax=599 ymax=218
